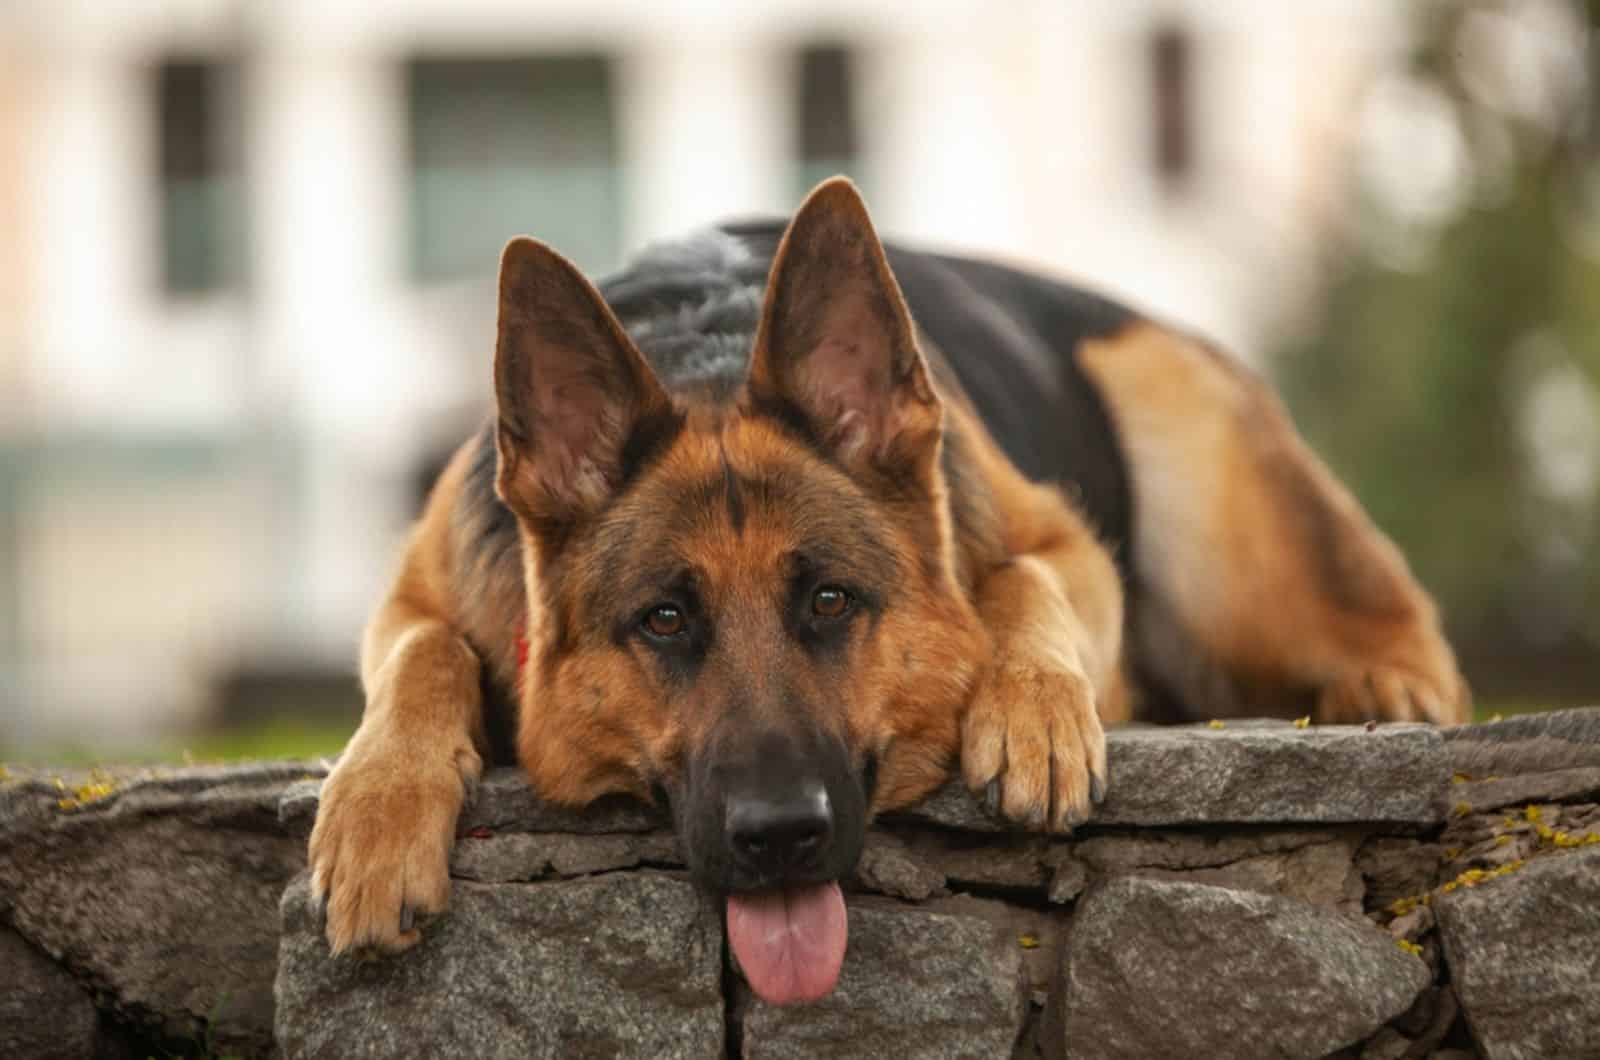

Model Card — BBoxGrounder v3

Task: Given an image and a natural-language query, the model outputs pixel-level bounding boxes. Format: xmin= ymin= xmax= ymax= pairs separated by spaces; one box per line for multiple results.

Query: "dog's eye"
xmin=811 ymin=586 xmax=852 ymax=620
xmin=642 ymin=604 xmax=686 ymax=639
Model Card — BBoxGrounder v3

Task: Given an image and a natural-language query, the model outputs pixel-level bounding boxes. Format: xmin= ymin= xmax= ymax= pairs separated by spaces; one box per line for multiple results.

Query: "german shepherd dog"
xmin=309 ymin=178 xmax=1466 ymax=1005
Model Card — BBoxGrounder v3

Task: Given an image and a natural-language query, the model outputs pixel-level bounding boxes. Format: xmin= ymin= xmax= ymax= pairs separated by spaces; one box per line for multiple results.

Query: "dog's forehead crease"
xmin=585 ymin=424 xmax=902 ymax=607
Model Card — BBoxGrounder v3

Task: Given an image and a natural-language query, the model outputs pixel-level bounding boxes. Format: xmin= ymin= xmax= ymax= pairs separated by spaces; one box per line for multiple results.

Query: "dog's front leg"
xmin=962 ymin=481 xmax=1127 ymax=832
xmin=309 ymin=574 xmax=486 ymax=954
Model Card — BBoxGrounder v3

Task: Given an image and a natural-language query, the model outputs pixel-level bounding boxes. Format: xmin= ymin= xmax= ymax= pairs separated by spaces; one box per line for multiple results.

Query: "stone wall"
xmin=3 ymin=711 xmax=1599 ymax=1059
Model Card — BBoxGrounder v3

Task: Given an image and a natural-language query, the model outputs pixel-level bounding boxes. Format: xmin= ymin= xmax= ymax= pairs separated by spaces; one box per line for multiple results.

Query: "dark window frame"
xmin=155 ymin=55 xmax=242 ymax=297
xmin=1149 ymin=22 xmax=1195 ymax=190
xmin=405 ymin=52 xmax=623 ymax=282
xmin=794 ymin=42 xmax=864 ymax=196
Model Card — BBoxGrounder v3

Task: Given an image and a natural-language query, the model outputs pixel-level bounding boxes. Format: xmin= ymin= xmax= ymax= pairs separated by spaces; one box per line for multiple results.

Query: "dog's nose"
xmin=726 ymin=783 xmax=834 ymax=879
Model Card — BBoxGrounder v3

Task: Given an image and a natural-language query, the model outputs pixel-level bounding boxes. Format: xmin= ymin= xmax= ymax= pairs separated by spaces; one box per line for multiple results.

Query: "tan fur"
xmin=309 ymin=445 xmax=487 ymax=953
xmin=948 ymin=400 xmax=1125 ymax=829
xmin=1076 ymin=321 xmax=1467 ymax=724
xmin=309 ymin=182 xmax=1465 ymax=958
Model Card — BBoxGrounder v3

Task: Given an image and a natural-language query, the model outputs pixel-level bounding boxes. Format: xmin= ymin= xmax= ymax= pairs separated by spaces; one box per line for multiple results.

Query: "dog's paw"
xmin=961 ymin=645 xmax=1107 ymax=832
xmin=1315 ymin=663 xmax=1468 ymax=726
xmin=308 ymin=744 xmax=478 ymax=955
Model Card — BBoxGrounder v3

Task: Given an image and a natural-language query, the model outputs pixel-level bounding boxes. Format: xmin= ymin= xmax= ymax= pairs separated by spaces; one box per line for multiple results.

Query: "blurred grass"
xmin=0 ymin=716 xmax=354 ymax=767
xmin=180 ymin=716 xmax=353 ymax=760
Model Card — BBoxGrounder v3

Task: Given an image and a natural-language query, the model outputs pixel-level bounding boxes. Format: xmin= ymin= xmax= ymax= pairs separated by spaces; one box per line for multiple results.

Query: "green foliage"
xmin=1274 ymin=0 xmax=1600 ymax=680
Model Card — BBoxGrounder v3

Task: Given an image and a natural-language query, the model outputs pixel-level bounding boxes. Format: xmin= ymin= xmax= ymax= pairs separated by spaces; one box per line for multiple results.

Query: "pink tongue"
xmin=726 ymin=882 xmax=848 ymax=1006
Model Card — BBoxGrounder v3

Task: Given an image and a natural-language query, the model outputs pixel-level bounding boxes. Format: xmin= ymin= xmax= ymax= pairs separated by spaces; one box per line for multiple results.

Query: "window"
xmin=408 ymin=55 xmax=622 ymax=280
xmin=794 ymin=45 xmax=863 ymax=197
xmin=1149 ymin=24 xmax=1195 ymax=189
xmin=157 ymin=58 xmax=242 ymax=295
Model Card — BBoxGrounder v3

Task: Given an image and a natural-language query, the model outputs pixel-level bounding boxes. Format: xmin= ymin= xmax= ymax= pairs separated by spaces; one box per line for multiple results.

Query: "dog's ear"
xmin=494 ymin=238 xmax=676 ymax=529
xmin=747 ymin=178 xmax=941 ymax=470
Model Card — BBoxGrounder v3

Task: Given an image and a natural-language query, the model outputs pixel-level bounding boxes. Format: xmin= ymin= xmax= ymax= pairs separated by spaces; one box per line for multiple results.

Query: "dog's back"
xmin=309 ymin=180 xmax=1466 ymax=968
xmin=600 ymin=223 xmax=1139 ymax=562
xmin=586 ymin=218 xmax=1464 ymax=729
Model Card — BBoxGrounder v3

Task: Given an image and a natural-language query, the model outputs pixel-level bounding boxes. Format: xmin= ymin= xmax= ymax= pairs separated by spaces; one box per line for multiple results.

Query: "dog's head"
xmin=493 ymin=179 xmax=989 ymax=1004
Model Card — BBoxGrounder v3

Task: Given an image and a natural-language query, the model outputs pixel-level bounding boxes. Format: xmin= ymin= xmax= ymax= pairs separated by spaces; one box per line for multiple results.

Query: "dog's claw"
xmin=399 ymin=905 xmax=415 ymax=934
xmin=983 ymin=779 xmax=1001 ymax=816
xmin=1089 ymin=772 xmax=1106 ymax=806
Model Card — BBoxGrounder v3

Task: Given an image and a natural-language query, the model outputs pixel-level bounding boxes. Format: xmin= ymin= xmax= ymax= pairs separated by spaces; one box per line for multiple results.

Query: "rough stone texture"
xmin=1436 ymin=845 xmax=1600 ymax=1060
xmin=898 ymin=830 xmax=1054 ymax=890
xmin=852 ymin=832 xmax=947 ymax=901
xmin=895 ymin=724 xmax=1447 ymax=830
xmin=1357 ymin=837 xmax=1444 ymax=911
xmin=1129 ymin=838 xmax=1365 ymax=912
xmin=1444 ymin=707 xmax=1600 ymax=772
xmin=276 ymin=872 xmax=724 ymax=1060
xmin=0 ymin=924 xmax=99 ymax=1060
xmin=1047 ymin=855 xmax=1087 ymax=903
xmin=1072 ymin=827 xmax=1345 ymax=872
xmin=930 ymin=895 xmax=1063 ymax=1006
xmin=737 ymin=895 xmax=1029 ymax=1059
xmin=449 ymin=830 xmax=681 ymax=883
xmin=1056 ymin=876 xmax=1431 ymax=1060
xmin=6 ymin=761 xmax=325 ymax=839
xmin=0 ymin=762 xmax=320 ymax=1055
xmin=1390 ymin=985 xmax=1461 ymax=1058
xmin=1432 ymin=800 xmax=1600 ymax=901
xmin=279 ymin=770 xmax=665 ymax=839
xmin=1448 ymin=767 xmax=1600 ymax=812
xmin=7 ymin=712 xmax=1600 ymax=1058
xmin=1359 ymin=1027 xmax=1413 ymax=1060
xmin=275 ymin=777 xmax=327 ymax=834
xmin=887 ymin=779 xmax=1015 ymax=833
xmin=1098 ymin=724 xmax=1447 ymax=826
xmin=1440 ymin=708 xmax=1600 ymax=813
xmin=1071 ymin=828 xmax=1365 ymax=911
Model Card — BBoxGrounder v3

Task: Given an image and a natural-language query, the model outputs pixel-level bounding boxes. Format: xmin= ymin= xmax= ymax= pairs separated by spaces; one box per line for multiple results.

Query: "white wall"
xmin=0 ymin=0 xmax=1405 ymax=738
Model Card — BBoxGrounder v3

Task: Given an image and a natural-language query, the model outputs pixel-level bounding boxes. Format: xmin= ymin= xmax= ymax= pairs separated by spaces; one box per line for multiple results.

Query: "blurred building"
xmin=0 ymin=0 xmax=1401 ymax=743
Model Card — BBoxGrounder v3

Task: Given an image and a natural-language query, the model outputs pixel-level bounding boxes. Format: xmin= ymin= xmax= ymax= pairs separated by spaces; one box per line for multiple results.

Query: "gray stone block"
xmin=449 ymin=830 xmax=680 ymax=883
xmin=0 ymin=766 xmax=312 ymax=1055
xmin=1444 ymin=708 xmax=1600 ymax=776
xmin=738 ymin=895 xmax=1028 ymax=1059
xmin=278 ymin=769 xmax=665 ymax=839
xmin=1436 ymin=845 xmax=1600 ymax=1060
xmin=275 ymin=871 xmax=724 ymax=1059
xmin=0 ymin=925 xmax=99 ymax=1060
xmin=893 ymin=723 xmax=1448 ymax=830
xmin=1055 ymin=875 xmax=1430 ymax=1060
